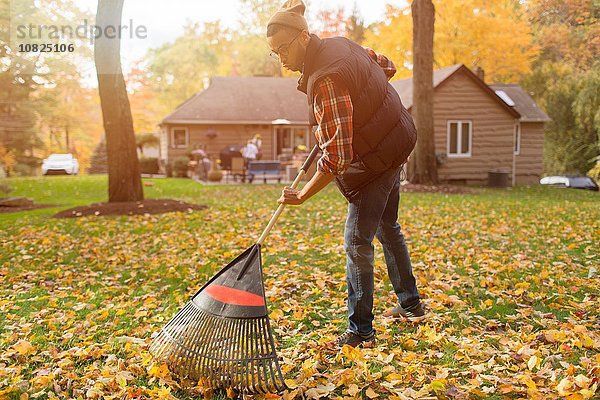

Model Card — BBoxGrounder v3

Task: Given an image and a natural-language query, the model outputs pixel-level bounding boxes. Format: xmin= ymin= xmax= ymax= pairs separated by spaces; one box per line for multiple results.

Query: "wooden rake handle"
xmin=256 ymin=144 xmax=320 ymax=246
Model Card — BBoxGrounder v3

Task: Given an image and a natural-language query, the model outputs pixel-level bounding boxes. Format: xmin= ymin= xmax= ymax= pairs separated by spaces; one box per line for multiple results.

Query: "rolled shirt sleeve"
xmin=364 ymin=47 xmax=397 ymax=80
xmin=313 ymin=76 xmax=354 ymax=176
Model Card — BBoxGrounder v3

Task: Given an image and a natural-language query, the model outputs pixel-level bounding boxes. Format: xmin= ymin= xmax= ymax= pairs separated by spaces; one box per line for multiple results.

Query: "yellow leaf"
xmin=430 ymin=379 xmax=447 ymax=394
xmin=284 ymin=379 xmax=298 ymax=389
xmin=557 ymin=377 xmax=573 ymax=395
xmin=269 ymin=309 xmax=284 ymax=321
xmin=148 ymin=363 xmax=170 ymax=378
xmin=565 ymin=394 xmax=584 ymax=400
xmin=528 ymin=355 xmax=538 ymax=370
xmin=115 ymin=371 xmax=133 ymax=387
xmin=582 ymin=336 xmax=596 ymax=349
xmin=13 ymin=340 xmax=36 ymax=356
xmin=365 ymin=387 xmax=379 ymax=398
xmin=0 ymin=387 xmax=17 ymax=396
xmin=498 ymin=384 xmax=514 ymax=394
xmin=341 ymin=344 xmax=364 ymax=362
xmin=573 ymin=374 xmax=591 ymax=389
xmin=520 ymin=374 xmax=537 ymax=390
xmin=149 ymin=386 xmax=177 ymax=399
xmin=302 ymin=358 xmax=315 ymax=376
xmin=304 ymin=383 xmax=336 ymax=399
xmin=116 ymin=374 xmax=127 ymax=387
xmin=386 ymin=373 xmax=403 ymax=382
xmin=226 ymin=387 xmax=236 ymax=398
xmin=30 ymin=374 xmax=53 ymax=389
xmin=579 ymin=388 xmax=596 ymax=398
xmin=347 ymin=384 xmax=360 ymax=396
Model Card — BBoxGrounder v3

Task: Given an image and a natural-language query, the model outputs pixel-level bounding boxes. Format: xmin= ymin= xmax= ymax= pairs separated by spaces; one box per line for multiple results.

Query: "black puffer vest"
xmin=298 ymin=34 xmax=417 ymax=199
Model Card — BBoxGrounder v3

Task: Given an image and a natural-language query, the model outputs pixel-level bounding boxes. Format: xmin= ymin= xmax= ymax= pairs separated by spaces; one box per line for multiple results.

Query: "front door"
xmin=274 ymin=126 xmax=309 ymax=159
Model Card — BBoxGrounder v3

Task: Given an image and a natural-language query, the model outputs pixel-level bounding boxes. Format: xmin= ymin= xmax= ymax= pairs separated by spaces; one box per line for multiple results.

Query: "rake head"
xmin=149 ymin=245 xmax=287 ymax=394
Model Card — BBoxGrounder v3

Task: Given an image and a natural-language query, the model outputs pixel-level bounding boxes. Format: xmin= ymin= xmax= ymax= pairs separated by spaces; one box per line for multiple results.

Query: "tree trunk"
xmin=411 ymin=0 xmax=437 ymax=184
xmin=94 ymin=0 xmax=143 ymax=202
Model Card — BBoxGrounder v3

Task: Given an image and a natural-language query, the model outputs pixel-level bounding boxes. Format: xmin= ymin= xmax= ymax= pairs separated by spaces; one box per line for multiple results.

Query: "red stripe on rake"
xmin=205 ymin=284 xmax=265 ymax=307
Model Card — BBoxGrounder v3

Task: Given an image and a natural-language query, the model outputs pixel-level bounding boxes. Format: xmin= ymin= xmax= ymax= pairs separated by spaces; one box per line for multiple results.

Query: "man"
xmin=242 ymin=139 xmax=259 ymax=169
xmin=267 ymin=0 xmax=426 ymax=348
xmin=250 ymin=134 xmax=263 ymax=159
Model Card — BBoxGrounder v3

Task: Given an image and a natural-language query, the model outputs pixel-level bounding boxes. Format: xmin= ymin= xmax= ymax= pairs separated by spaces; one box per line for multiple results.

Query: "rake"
xmin=149 ymin=145 xmax=320 ymax=394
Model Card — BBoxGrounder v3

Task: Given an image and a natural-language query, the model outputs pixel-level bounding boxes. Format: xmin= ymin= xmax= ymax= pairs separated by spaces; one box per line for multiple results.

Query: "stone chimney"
xmin=475 ymin=66 xmax=485 ymax=83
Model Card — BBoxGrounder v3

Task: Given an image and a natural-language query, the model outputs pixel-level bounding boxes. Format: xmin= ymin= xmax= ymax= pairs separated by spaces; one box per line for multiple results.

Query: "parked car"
xmin=540 ymin=176 xmax=599 ymax=191
xmin=42 ymin=153 xmax=79 ymax=175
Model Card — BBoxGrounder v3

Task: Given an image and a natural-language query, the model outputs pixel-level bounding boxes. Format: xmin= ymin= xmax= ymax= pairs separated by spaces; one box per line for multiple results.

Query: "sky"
xmin=74 ymin=0 xmax=409 ymax=72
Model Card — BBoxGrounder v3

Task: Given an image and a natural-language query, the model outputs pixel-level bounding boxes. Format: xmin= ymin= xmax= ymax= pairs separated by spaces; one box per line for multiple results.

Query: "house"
xmin=159 ymin=76 xmax=314 ymax=173
xmin=391 ymin=64 xmax=550 ymax=185
xmin=160 ymin=64 xmax=549 ymax=185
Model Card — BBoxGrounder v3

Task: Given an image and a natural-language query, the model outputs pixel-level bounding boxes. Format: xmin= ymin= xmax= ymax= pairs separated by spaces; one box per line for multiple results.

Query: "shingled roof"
xmin=391 ymin=64 xmax=462 ymax=109
xmin=162 ymin=65 xmax=549 ymax=125
xmin=489 ymin=84 xmax=551 ymax=122
xmin=161 ymin=76 xmax=309 ymax=125
xmin=392 ymin=64 xmax=533 ymax=120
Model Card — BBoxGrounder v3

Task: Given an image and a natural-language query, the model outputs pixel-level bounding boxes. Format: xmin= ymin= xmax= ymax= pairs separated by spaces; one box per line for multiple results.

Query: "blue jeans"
xmin=344 ymin=165 xmax=420 ymax=335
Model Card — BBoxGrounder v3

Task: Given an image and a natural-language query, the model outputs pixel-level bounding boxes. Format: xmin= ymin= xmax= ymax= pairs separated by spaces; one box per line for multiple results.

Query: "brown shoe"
xmin=334 ymin=330 xmax=376 ymax=348
xmin=383 ymin=303 xmax=427 ymax=322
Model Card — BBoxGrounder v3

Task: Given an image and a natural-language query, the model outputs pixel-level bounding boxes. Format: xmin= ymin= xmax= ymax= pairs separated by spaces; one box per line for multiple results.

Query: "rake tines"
xmin=149 ymin=245 xmax=287 ymax=394
xmin=149 ymin=146 xmax=321 ymax=395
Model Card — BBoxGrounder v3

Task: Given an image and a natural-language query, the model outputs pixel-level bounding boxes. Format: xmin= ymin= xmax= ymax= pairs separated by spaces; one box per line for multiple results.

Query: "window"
xmin=447 ymin=120 xmax=472 ymax=157
xmin=514 ymin=124 xmax=521 ymax=155
xmin=171 ymin=128 xmax=188 ymax=149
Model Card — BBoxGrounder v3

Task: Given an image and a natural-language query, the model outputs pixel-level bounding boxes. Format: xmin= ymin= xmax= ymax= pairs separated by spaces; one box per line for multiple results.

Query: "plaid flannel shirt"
xmin=314 ymin=47 xmax=397 ymax=175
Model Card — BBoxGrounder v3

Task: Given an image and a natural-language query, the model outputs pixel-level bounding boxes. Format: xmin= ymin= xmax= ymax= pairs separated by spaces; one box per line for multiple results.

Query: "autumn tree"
xmin=237 ymin=0 xmax=283 ymax=76
xmin=0 ymin=0 xmax=101 ymax=175
xmin=523 ymin=0 xmax=599 ymax=175
xmin=365 ymin=0 xmax=537 ymax=82
xmin=312 ymin=7 xmax=347 ymax=38
xmin=142 ymin=20 xmax=246 ymax=119
xmin=346 ymin=4 xmax=367 ymax=45
xmin=94 ymin=0 xmax=143 ymax=202
xmin=127 ymin=61 xmax=166 ymax=135
xmin=310 ymin=4 xmax=367 ymax=44
xmin=0 ymin=0 xmax=92 ymax=174
xmin=35 ymin=65 xmax=102 ymax=172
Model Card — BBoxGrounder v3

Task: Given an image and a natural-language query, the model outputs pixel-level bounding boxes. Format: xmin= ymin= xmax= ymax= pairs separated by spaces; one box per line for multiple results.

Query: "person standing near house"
xmin=267 ymin=0 xmax=426 ymax=348
xmin=250 ymin=134 xmax=263 ymax=160
xmin=242 ymin=139 xmax=259 ymax=169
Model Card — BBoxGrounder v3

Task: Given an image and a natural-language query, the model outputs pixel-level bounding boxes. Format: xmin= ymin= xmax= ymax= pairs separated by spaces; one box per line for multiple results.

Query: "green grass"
xmin=0 ymin=175 xmax=598 ymax=399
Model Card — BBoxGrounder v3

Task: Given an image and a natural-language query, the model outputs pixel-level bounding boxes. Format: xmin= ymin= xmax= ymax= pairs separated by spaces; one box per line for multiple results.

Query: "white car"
xmin=42 ymin=154 xmax=79 ymax=175
xmin=540 ymin=176 xmax=598 ymax=191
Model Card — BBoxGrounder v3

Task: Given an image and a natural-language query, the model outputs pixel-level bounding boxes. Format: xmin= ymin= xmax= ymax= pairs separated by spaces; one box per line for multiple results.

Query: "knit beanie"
xmin=267 ymin=0 xmax=308 ymax=32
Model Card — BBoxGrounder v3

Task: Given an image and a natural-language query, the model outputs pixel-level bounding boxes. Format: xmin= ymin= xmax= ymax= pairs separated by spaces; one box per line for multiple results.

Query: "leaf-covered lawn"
xmin=1 ymin=175 xmax=598 ymax=400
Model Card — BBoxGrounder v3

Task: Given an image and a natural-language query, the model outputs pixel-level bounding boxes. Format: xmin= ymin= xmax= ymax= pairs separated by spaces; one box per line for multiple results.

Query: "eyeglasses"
xmin=269 ymin=30 xmax=303 ymax=60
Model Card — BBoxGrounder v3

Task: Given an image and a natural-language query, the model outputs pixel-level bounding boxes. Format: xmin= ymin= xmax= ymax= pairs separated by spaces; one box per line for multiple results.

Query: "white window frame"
xmin=514 ymin=123 xmax=521 ymax=155
xmin=447 ymin=120 xmax=472 ymax=158
xmin=170 ymin=127 xmax=188 ymax=149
